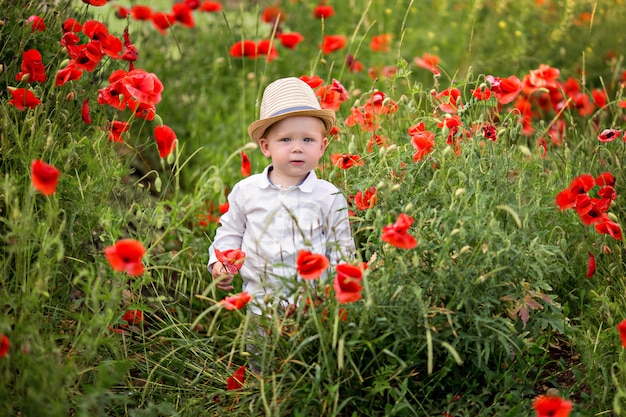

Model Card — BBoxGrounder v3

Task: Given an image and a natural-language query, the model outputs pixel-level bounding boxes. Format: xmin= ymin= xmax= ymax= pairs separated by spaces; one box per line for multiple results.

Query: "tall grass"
xmin=1 ymin=0 xmax=626 ymax=416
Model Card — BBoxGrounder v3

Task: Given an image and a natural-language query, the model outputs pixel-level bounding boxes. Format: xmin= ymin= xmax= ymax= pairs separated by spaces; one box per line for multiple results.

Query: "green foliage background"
xmin=1 ymin=0 xmax=626 ymax=416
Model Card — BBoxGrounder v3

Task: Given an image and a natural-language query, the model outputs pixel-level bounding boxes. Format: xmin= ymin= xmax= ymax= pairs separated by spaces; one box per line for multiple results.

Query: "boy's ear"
xmin=259 ymin=138 xmax=271 ymax=157
xmin=320 ymin=137 xmax=329 ymax=153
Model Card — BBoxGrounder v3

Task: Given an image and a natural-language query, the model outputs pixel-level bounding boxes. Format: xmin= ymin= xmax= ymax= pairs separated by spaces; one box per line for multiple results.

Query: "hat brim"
xmin=248 ymin=109 xmax=335 ymax=143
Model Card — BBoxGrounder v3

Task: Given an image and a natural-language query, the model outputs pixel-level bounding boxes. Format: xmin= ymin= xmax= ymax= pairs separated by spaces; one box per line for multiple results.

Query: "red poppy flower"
xmin=382 ymin=213 xmax=417 ymax=249
xmin=82 ymin=0 xmax=107 ymax=5
xmin=257 ymin=39 xmax=278 ymax=62
xmin=555 ymin=174 xmax=595 ymax=211
xmin=316 ymin=79 xmax=350 ymax=111
xmin=482 ymin=124 xmax=497 ymax=142
xmin=432 ymin=87 xmax=462 ymax=113
xmin=485 ymin=75 xmax=523 ymax=105
xmin=471 ymin=86 xmax=491 ymax=100
xmin=227 ymin=364 xmax=246 ymax=390
xmin=131 ymin=5 xmax=153 ymax=20
xmin=573 ymin=195 xmax=606 ymax=225
xmin=30 ymin=159 xmax=59 ymax=196
xmin=56 ymin=64 xmax=83 ymax=86
xmin=597 ymin=128 xmax=622 ymax=142
xmin=411 ymin=130 xmax=435 ymax=162
xmin=414 ymin=53 xmax=440 ymax=75
xmin=278 ymin=32 xmax=304 ymax=49
xmin=261 ymin=6 xmax=284 ymax=23
xmin=532 ymin=395 xmax=572 ymax=417
xmin=121 ymin=69 xmax=164 ymax=106
xmin=595 ymin=214 xmax=623 ymax=240
xmin=152 ymin=11 xmax=176 ymax=34
xmin=122 ymin=309 xmax=144 ymax=325
xmin=7 ymin=87 xmax=41 ymax=110
xmin=121 ymin=44 xmax=139 ymax=62
xmin=81 ymin=99 xmax=91 ymax=125
xmin=313 ymin=5 xmax=334 ymax=19
xmin=128 ymin=100 xmax=156 ymax=121
xmin=596 ymin=172 xmax=615 ymax=187
xmin=366 ymin=134 xmax=390 ymax=152
xmin=154 ymin=125 xmax=177 ymax=158
xmin=598 ymin=185 xmax=617 ymax=201
xmin=320 ymin=35 xmax=346 ymax=54
xmin=354 ymin=187 xmax=378 ymax=210
xmin=62 ymin=18 xmax=82 ymax=33
xmin=27 ymin=15 xmax=46 ymax=33
xmin=69 ymin=42 xmax=105 ymax=72
xmin=0 ymin=334 xmax=8 ymax=358
xmin=370 ymin=34 xmax=392 ymax=52
xmin=104 ymin=239 xmax=146 ymax=276
xmin=331 ymin=153 xmax=363 ymax=170
xmin=347 ymin=54 xmax=364 ymax=73
xmin=215 ymin=249 xmax=246 ymax=274
xmin=618 ymin=319 xmax=626 ymax=348
xmin=172 ymin=3 xmax=195 ymax=28
xmin=98 ymin=71 xmax=131 ymax=110
xmin=220 ymin=292 xmax=252 ymax=311
xmin=199 ymin=1 xmax=223 ymax=12
xmin=81 ymin=21 xmax=122 ymax=58
xmin=16 ymin=49 xmax=46 ymax=84
xmin=592 ymin=88 xmax=608 ymax=108
xmin=586 ymin=252 xmax=596 ymax=278
xmin=300 ymin=75 xmax=324 ymax=89
xmin=108 ymin=120 xmax=130 ymax=142
xmin=110 ymin=5 xmax=130 ymax=18
xmin=229 ymin=40 xmax=257 ymax=58
xmin=60 ymin=32 xmax=80 ymax=47
xmin=333 ymin=263 xmax=363 ymax=304
xmin=525 ymin=64 xmax=561 ymax=92
xmin=240 ymin=151 xmax=251 ymax=177
xmin=296 ymin=250 xmax=330 ymax=280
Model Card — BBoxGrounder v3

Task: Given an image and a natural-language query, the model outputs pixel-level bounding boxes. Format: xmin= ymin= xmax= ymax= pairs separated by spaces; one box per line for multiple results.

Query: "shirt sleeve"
xmin=325 ymin=192 xmax=356 ymax=264
xmin=207 ymin=184 xmax=246 ymax=270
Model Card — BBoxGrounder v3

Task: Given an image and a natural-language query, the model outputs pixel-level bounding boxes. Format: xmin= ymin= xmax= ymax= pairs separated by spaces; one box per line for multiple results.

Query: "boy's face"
xmin=258 ymin=116 xmax=328 ymax=187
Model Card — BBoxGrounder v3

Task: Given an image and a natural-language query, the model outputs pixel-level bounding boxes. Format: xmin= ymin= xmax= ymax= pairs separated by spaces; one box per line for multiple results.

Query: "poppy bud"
xmin=154 ymin=176 xmax=162 ymax=192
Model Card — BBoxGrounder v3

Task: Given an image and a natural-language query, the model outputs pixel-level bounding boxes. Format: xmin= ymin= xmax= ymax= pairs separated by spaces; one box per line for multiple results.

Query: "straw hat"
xmin=248 ymin=77 xmax=335 ymax=143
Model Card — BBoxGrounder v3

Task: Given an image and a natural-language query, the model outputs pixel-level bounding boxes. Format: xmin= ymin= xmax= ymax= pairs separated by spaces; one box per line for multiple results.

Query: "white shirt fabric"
xmin=208 ymin=164 xmax=355 ymax=314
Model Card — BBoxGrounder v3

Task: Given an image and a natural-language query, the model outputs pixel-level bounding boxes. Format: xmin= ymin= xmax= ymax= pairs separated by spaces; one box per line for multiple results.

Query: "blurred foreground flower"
xmin=215 ymin=249 xmax=246 ymax=274
xmin=105 ymin=239 xmax=146 ymax=276
xmin=0 ymin=334 xmax=9 ymax=358
xmin=31 ymin=159 xmax=60 ymax=196
xmin=240 ymin=151 xmax=251 ymax=177
xmin=122 ymin=309 xmax=144 ymax=325
xmin=7 ymin=87 xmax=41 ymax=110
xmin=382 ymin=213 xmax=417 ymax=249
xmin=296 ymin=250 xmax=330 ymax=280
xmin=220 ymin=292 xmax=251 ymax=311
xmin=227 ymin=364 xmax=246 ymax=390
xmin=154 ymin=125 xmax=177 ymax=158
xmin=618 ymin=319 xmax=626 ymax=348
xmin=532 ymin=395 xmax=572 ymax=417
xmin=333 ymin=263 xmax=363 ymax=304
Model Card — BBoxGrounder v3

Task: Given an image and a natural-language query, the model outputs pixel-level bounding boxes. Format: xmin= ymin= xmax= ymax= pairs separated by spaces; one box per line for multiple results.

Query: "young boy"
xmin=207 ymin=77 xmax=355 ymax=314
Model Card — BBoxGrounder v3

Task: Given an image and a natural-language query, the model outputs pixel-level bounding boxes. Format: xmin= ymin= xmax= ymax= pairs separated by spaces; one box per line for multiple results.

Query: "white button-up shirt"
xmin=208 ymin=164 xmax=355 ymax=313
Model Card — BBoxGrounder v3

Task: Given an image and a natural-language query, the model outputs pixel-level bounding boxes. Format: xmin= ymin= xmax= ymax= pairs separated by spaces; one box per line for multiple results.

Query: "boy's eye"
xmin=280 ymin=137 xmax=291 ymax=142
xmin=303 ymin=137 xmax=312 ymax=142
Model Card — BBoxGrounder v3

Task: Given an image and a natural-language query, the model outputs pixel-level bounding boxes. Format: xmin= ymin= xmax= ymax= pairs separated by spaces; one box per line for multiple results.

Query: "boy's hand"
xmin=212 ymin=261 xmax=235 ymax=291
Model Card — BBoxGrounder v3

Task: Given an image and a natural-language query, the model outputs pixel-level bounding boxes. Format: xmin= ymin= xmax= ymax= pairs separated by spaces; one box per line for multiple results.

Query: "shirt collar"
xmin=258 ymin=164 xmax=317 ymax=192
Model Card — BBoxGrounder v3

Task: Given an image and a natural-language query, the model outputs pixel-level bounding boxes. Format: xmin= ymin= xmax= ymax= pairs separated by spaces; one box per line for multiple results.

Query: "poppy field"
xmin=2 ymin=0 xmax=626 ymax=416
